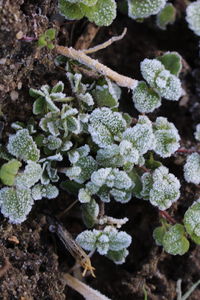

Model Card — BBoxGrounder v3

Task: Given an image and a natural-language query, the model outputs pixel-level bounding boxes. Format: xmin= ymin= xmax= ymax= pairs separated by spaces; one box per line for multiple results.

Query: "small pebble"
xmin=10 ymin=90 xmax=19 ymax=101
xmin=16 ymin=31 xmax=23 ymax=40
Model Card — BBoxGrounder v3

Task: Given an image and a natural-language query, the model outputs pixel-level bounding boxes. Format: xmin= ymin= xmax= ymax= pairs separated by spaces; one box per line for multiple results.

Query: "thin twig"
xmin=58 ymin=199 xmax=79 ymax=218
xmin=83 ymin=28 xmax=127 ymax=54
xmin=159 ymin=210 xmax=176 ymax=224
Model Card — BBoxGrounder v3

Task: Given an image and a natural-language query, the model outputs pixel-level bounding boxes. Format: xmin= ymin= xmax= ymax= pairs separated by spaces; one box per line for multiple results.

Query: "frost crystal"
xmin=89 ymin=107 xmax=127 ymax=147
xmin=194 ymin=124 xmax=200 ymax=141
xmin=32 ymin=183 xmax=59 ymax=200
xmin=163 ymin=224 xmax=189 ymax=255
xmin=0 ymin=187 xmax=34 ymax=224
xmin=122 ymin=115 xmax=155 ymax=155
xmin=184 ymin=202 xmax=200 ymax=244
xmin=132 ymin=81 xmax=161 ymax=113
xmin=128 ymin=0 xmax=166 ymax=19
xmin=141 ymin=166 xmax=180 ymax=210
xmin=153 ymin=117 xmax=180 ymax=157
xmin=15 ymin=161 xmax=42 ymax=189
xmin=186 ymin=0 xmax=200 ymax=36
xmin=184 ymin=153 xmax=200 ymax=185
xmin=76 ymin=226 xmax=131 ymax=263
xmin=7 ymin=129 xmax=40 ymax=162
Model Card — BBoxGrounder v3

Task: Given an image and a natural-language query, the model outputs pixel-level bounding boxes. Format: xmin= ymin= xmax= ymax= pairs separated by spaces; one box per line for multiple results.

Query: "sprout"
xmin=0 ymin=187 xmax=34 ymax=224
xmin=194 ymin=124 xmax=200 ymax=141
xmin=184 ymin=153 xmax=200 ymax=185
xmin=128 ymin=0 xmax=166 ymax=20
xmin=7 ymin=129 xmax=40 ymax=162
xmin=153 ymin=117 xmax=180 ymax=158
xmin=76 ymin=226 xmax=131 ymax=263
xmin=59 ymin=0 xmax=116 ymax=26
xmin=162 ymin=224 xmax=190 ymax=255
xmin=186 ymin=0 xmax=200 ymax=36
xmin=132 ymin=81 xmax=161 ymax=113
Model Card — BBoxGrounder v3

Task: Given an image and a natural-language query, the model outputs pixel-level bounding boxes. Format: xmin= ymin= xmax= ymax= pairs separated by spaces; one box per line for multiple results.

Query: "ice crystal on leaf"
xmin=76 ymin=226 xmax=131 ymax=263
xmin=122 ymin=116 xmax=155 ymax=155
xmin=15 ymin=161 xmax=42 ymax=189
xmin=7 ymin=129 xmax=40 ymax=162
xmin=0 ymin=187 xmax=34 ymax=224
xmin=163 ymin=224 xmax=189 ymax=255
xmin=184 ymin=153 xmax=200 ymax=185
xmin=128 ymin=0 xmax=166 ymax=20
xmin=89 ymin=107 xmax=127 ymax=148
xmin=186 ymin=0 xmax=200 ymax=36
xmin=152 ymin=117 xmax=180 ymax=157
xmin=184 ymin=202 xmax=200 ymax=244
xmin=132 ymin=81 xmax=161 ymax=113
xmin=32 ymin=183 xmax=59 ymax=200
xmin=141 ymin=166 xmax=180 ymax=210
xmin=82 ymin=198 xmax=99 ymax=228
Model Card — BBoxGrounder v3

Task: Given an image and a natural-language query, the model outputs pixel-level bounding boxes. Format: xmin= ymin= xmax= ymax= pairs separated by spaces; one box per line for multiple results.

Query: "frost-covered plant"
xmin=184 ymin=153 xmax=200 ymax=185
xmin=59 ymin=0 xmax=117 ymax=26
xmin=128 ymin=0 xmax=166 ymax=20
xmin=186 ymin=0 xmax=200 ymax=36
xmin=194 ymin=124 xmax=200 ymax=141
xmin=156 ymin=3 xmax=176 ymax=30
xmin=133 ymin=52 xmax=183 ymax=113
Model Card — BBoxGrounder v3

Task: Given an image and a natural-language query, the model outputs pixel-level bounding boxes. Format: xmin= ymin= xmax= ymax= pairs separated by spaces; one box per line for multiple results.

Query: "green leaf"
xmin=156 ymin=4 xmax=176 ymax=30
xmin=60 ymin=180 xmax=84 ymax=195
xmin=59 ymin=0 xmax=84 ymax=20
xmin=0 ymin=159 xmax=22 ymax=186
xmin=128 ymin=168 xmax=143 ymax=198
xmin=157 ymin=52 xmax=182 ymax=76
xmin=82 ymin=0 xmax=117 ymax=26
xmin=7 ymin=129 xmax=40 ymax=162
xmin=163 ymin=224 xmax=189 ymax=255
xmin=45 ymin=29 xmax=56 ymax=41
xmin=15 ymin=161 xmax=42 ymax=189
xmin=107 ymin=248 xmax=129 ymax=264
xmin=38 ymin=35 xmax=47 ymax=47
xmin=153 ymin=226 xmax=167 ymax=246
xmin=0 ymin=187 xmax=34 ymax=224
xmin=184 ymin=202 xmax=200 ymax=244
xmin=33 ymin=97 xmax=46 ymax=115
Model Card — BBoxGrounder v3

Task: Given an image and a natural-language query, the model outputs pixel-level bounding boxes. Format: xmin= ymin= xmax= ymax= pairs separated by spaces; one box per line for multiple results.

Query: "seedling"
xmin=38 ymin=28 xmax=56 ymax=50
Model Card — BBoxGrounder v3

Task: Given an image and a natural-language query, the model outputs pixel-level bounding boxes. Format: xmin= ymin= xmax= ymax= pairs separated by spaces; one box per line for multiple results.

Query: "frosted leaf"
xmin=156 ymin=3 xmax=176 ymax=30
xmin=184 ymin=153 xmax=200 ymax=185
xmin=96 ymin=234 xmax=110 ymax=255
xmin=83 ymin=0 xmax=117 ymax=26
xmin=78 ymin=93 xmax=94 ymax=106
xmin=62 ymin=0 xmax=97 ymax=5
xmin=51 ymin=81 xmax=64 ymax=93
xmin=65 ymin=166 xmax=81 ymax=180
xmin=76 ymin=230 xmax=98 ymax=251
xmin=110 ymin=189 xmax=132 ymax=203
xmin=163 ymin=224 xmax=189 ymax=255
xmin=40 ymin=112 xmax=61 ymax=136
xmin=61 ymin=104 xmax=78 ymax=119
xmin=141 ymin=59 xmax=164 ymax=87
xmin=186 ymin=0 xmax=200 ymax=36
xmin=82 ymin=198 xmax=99 ymax=228
xmin=44 ymin=135 xmax=62 ymax=150
xmin=86 ymin=181 xmax=100 ymax=195
xmin=91 ymin=168 xmax=112 ymax=187
xmin=41 ymin=161 xmax=59 ymax=184
xmin=128 ymin=0 xmax=166 ymax=19
xmin=140 ymin=172 xmax=153 ymax=200
xmin=40 ymin=153 xmax=63 ymax=162
xmin=68 ymin=145 xmax=90 ymax=164
xmin=154 ymin=71 xmax=182 ymax=101
xmin=119 ymin=140 xmax=139 ymax=164
xmin=59 ymin=0 xmax=85 ymax=20
xmin=15 ymin=161 xmax=42 ymax=189
xmin=132 ymin=81 xmax=161 ymax=113
xmin=157 ymin=52 xmax=182 ymax=76
xmin=78 ymin=188 xmax=91 ymax=203
xmin=97 ymin=186 xmax=111 ymax=203
xmin=0 ymin=159 xmax=22 ymax=186
xmin=194 ymin=124 xmax=200 ymax=141
xmin=66 ymin=72 xmax=87 ymax=94
xmin=96 ymin=145 xmax=123 ymax=168
xmin=153 ymin=226 xmax=166 ymax=246
xmin=7 ymin=129 xmax=40 ymax=162
xmin=32 ymin=183 xmax=59 ymax=200
xmin=89 ymin=107 xmax=127 ymax=148
xmin=184 ymin=202 xmax=200 ymax=244
xmin=0 ymin=187 xmax=33 ymax=224
xmin=109 ymin=231 xmax=132 ymax=251
xmin=61 ymin=140 xmax=73 ymax=152
xmin=110 ymin=168 xmax=133 ymax=190
xmin=122 ymin=115 xmax=155 ymax=155
xmin=149 ymin=166 xmax=180 ymax=210
xmin=153 ymin=117 xmax=180 ymax=157
xmin=107 ymin=249 xmax=129 ymax=264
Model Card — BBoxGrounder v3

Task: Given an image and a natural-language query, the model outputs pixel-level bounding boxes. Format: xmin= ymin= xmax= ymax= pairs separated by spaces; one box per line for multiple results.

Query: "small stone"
xmin=16 ymin=31 xmax=23 ymax=40
xmin=8 ymin=235 xmax=20 ymax=244
xmin=10 ymin=90 xmax=19 ymax=101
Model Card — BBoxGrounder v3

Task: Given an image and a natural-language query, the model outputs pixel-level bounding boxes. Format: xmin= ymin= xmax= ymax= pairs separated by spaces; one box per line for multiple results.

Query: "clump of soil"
xmin=1 ymin=1 xmax=200 ymax=299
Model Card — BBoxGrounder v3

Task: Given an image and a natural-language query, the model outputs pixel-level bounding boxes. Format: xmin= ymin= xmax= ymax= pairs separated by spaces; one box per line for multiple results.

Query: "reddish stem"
xmin=21 ymin=36 xmax=38 ymax=42
xmin=159 ymin=210 xmax=176 ymax=224
xmin=176 ymin=148 xmax=200 ymax=154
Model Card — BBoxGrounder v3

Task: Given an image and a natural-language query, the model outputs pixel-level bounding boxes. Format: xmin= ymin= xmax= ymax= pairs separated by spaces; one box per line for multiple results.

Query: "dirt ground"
xmin=1 ymin=0 xmax=200 ymax=299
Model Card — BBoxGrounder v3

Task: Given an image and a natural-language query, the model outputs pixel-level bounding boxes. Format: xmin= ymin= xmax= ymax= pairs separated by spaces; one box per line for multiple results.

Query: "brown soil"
xmin=1 ymin=0 xmax=200 ymax=299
